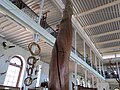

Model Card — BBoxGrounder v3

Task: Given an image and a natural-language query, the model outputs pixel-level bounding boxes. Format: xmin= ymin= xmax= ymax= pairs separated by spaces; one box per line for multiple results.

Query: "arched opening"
xmin=4 ymin=56 xmax=23 ymax=87
xmin=115 ymin=89 xmax=119 ymax=90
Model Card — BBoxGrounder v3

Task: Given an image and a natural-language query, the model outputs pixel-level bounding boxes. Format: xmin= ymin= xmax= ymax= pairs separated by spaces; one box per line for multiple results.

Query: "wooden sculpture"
xmin=49 ymin=0 xmax=73 ymax=90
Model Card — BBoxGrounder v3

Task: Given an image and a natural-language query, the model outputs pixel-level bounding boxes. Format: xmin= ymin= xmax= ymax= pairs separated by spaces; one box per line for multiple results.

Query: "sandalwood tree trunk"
xmin=49 ymin=0 xmax=73 ymax=90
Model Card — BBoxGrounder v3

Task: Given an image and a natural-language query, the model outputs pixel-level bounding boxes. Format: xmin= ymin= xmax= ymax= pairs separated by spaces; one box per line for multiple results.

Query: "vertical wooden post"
xmin=49 ymin=0 xmax=73 ymax=90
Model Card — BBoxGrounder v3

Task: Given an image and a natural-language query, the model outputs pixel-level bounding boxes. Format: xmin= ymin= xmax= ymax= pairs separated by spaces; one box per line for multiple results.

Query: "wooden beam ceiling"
xmin=90 ymin=29 xmax=120 ymax=38
xmin=84 ymin=17 xmax=120 ymax=29
xmin=76 ymin=0 xmax=120 ymax=17
xmin=96 ymin=38 xmax=120 ymax=45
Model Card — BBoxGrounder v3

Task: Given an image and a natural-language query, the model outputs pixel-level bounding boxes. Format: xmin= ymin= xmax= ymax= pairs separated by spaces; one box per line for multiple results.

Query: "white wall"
xmin=40 ymin=62 xmax=49 ymax=83
xmin=97 ymin=82 xmax=110 ymax=90
xmin=0 ymin=37 xmax=30 ymax=86
xmin=109 ymin=84 xmax=119 ymax=90
xmin=0 ymin=37 xmax=50 ymax=89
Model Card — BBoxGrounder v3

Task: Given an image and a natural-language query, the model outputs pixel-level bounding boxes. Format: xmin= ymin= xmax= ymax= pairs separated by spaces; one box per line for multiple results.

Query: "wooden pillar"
xmin=49 ymin=0 xmax=73 ymax=90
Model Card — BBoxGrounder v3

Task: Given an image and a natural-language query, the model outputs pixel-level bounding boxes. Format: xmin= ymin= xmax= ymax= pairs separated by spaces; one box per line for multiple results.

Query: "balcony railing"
xmin=9 ymin=0 xmax=57 ymax=37
xmin=104 ymin=71 xmax=119 ymax=79
xmin=9 ymin=0 xmax=104 ymax=77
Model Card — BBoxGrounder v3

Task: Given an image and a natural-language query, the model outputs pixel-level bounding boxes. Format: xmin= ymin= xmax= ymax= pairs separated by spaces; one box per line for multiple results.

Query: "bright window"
xmin=102 ymin=55 xmax=115 ymax=59
xmin=4 ymin=56 xmax=23 ymax=87
xmin=77 ymin=79 xmax=80 ymax=85
xmin=116 ymin=54 xmax=120 ymax=57
xmin=83 ymin=80 xmax=85 ymax=87
xmin=36 ymin=65 xmax=42 ymax=87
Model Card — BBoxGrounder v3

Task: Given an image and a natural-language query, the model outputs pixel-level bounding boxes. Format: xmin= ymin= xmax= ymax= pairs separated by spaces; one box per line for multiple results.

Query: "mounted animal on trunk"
xmin=49 ymin=0 xmax=73 ymax=90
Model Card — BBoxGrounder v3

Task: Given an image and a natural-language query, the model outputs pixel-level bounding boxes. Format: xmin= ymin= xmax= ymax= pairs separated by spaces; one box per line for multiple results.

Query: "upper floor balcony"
xmin=1 ymin=0 xmax=105 ymax=80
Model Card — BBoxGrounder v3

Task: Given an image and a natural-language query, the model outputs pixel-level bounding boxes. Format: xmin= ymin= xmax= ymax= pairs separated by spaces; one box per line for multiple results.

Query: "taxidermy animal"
xmin=2 ymin=42 xmax=15 ymax=49
xmin=0 ymin=71 xmax=7 ymax=76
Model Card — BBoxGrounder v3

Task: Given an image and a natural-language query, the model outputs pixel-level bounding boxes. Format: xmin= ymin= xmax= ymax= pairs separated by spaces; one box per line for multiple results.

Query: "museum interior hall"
xmin=0 ymin=0 xmax=120 ymax=90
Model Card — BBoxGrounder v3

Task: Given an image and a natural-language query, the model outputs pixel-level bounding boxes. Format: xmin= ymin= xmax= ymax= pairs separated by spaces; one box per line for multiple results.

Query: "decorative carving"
xmin=2 ymin=42 xmax=15 ymax=49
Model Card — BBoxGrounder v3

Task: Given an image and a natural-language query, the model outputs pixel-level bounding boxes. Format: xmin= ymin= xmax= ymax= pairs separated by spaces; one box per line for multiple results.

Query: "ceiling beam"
xmin=27 ymin=0 xmax=39 ymax=7
xmin=101 ymin=50 xmax=120 ymax=55
xmin=76 ymin=0 xmax=120 ymax=17
xmin=99 ymin=46 xmax=120 ymax=52
xmin=96 ymin=38 xmax=120 ymax=45
xmin=84 ymin=17 xmax=120 ymax=29
xmin=103 ymin=57 xmax=120 ymax=62
xmin=90 ymin=29 xmax=120 ymax=38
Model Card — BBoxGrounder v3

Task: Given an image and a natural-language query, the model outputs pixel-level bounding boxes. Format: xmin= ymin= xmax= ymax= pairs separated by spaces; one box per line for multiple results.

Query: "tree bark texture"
xmin=49 ymin=0 xmax=73 ymax=90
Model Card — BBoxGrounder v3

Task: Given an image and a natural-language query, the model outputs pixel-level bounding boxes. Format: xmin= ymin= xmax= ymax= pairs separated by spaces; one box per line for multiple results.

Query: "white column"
xmin=100 ymin=62 xmax=102 ymax=74
xmin=96 ymin=78 xmax=99 ymax=90
xmin=83 ymin=40 xmax=86 ymax=62
xmin=92 ymin=75 xmax=94 ymax=88
xmin=90 ymin=49 xmax=92 ymax=66
xmin=99 ymin=60 xmax=101 ymax=74
xmin=38 ymin=0 xmax=45 ymax=24
xmin=32 ymin=34 xmax=40 ymax=52
xmin=36 ymin=65 xmax=42 ymax=87
xmin=85 ymin=70 xmax=87 ymax=87
xmin=74 ymin=62 xmax=78 ymax=90
xmin=118 ymin=4 xmax=120 ymax=79
xmin=74 ymin=30 xmax=78 ymax=90
xmin=116 ymin=62 xmax=120 ymax=79
xmin=95 ymin=56 xmax=97 ymax=70
xmin=33 ymin=33 xmax=41 ymax=42
xmin=75 ymin=30 xmax=77 ymax=54
xmin=102 ymin=63 xmax=105 ymax=77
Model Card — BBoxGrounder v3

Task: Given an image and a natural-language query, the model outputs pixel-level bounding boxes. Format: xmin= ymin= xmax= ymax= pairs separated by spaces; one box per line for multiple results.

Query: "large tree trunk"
xmin=49 ymin=0 xmax=73 ymax=90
